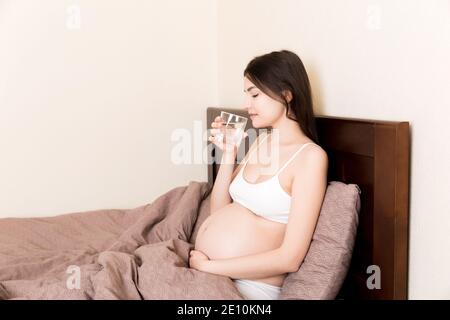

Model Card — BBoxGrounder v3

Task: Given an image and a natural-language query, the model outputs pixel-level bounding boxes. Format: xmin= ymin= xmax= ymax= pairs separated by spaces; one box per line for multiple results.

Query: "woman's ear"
xmin=282 ymin=90 xmax=293 ymax=104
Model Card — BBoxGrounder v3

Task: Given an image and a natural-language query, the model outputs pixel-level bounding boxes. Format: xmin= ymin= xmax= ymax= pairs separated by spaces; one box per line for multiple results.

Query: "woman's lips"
xmin=249 ymin=114 xmax=258 ymax=119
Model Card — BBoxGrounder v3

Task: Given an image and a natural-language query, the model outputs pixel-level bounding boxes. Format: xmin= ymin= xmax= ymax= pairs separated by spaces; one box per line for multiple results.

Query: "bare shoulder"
xmin=286 ymin=144 xmax=328 ymax=198
xmin=292 ymin=143 xmax=328 ymax=173
xmin=305 ymin=144 xmax=328 ymax=164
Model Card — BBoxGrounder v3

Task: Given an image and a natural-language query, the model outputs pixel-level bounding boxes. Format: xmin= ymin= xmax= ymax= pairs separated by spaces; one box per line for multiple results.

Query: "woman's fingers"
xmin=208 ymin=135 xmax=223 ymax=150
xmin=208 ymin=116 xmax=230 ymax=151
xmin=210 ymin=128 xmax=225 ymax=135
xmin=211 ymin=122 xmax=224 ymax=128
xmin=212 ymin=117 xmax=224 ymax=127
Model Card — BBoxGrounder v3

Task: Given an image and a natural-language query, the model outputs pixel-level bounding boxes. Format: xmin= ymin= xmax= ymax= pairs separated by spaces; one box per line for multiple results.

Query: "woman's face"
xmin=243 ymin=77 xmax=286 ymax=128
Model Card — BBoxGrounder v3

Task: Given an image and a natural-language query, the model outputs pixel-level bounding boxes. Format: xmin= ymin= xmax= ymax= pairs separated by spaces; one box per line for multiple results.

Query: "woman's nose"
xmin=243 ymin=97 xmax=252 ymax=110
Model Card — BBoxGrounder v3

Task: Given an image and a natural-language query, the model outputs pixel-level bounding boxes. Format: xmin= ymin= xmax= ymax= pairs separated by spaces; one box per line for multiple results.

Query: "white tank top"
xmin=229 ymin=133 xmax=317 ymax=224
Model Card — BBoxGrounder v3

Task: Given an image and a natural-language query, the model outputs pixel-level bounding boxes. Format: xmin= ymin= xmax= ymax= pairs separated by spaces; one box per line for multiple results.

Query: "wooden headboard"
xmin=206 ymin=107 xmax=410 ymax=300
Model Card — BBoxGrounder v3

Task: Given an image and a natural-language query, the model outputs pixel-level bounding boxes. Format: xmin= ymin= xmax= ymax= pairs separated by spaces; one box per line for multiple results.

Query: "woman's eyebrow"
xmin=243 ymin=86 xmax=257 ymax=93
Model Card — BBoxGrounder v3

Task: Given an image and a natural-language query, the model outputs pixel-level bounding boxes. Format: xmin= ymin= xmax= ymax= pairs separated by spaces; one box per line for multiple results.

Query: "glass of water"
xmin=215 ymin=111 xmax=248 ymax=147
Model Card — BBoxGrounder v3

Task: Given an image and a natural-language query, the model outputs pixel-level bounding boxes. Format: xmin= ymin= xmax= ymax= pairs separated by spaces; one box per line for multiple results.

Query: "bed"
xmin=206 ymin=107 xmax=410 ymax=300
xmin=0 ymin=107 xmax=410 ymax=300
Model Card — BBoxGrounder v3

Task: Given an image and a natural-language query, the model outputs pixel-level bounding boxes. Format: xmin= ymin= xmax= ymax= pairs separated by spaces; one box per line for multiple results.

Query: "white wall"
xmin=217 ymin=0 xmax=450 ymax=299
xmin=0 ymin=0 xmax=218 ymax=217
xmin=1 ymin=0 xmax=449 ymax=300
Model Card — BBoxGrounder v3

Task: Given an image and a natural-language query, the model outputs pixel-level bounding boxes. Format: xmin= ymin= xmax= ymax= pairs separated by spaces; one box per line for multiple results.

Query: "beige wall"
xmin=0 ymin=0 xmax=217 ymax=217
xmin=1 ymin=0 xmax=449 ymax=299
xmin=217 ymin=0 xmax=450 ymax=299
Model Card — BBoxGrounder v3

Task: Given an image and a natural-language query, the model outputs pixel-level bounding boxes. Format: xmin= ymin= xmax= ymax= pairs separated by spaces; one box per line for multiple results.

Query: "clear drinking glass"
xmin=215 ymin=111 xmax=248 ymax=147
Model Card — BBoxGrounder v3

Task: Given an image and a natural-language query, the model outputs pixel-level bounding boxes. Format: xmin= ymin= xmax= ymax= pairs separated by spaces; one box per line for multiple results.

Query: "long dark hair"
xmin=243 ymin=50 xmax=319 ymax=144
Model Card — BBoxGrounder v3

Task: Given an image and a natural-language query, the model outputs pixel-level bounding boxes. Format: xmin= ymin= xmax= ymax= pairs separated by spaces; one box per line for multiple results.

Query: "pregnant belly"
xmin=194 ymin=202 xmax=287 ymax=287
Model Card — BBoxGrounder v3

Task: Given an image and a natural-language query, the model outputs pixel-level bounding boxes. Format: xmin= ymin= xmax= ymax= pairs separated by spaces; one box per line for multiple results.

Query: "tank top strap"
xmin=275 ymin=142 xmax=316 ymax=176
xmin=241 ymin=132 xmax=270 ymax=168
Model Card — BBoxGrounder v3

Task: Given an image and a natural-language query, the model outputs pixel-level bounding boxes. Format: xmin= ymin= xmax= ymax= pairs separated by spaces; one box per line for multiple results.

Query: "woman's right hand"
xmin=208 ymin=116 xmax=247 ymax=155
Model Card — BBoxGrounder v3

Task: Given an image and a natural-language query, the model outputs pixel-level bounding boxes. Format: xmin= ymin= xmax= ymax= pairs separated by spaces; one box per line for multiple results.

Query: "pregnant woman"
xmin=189 ymin=50 xmax=329 ymax=300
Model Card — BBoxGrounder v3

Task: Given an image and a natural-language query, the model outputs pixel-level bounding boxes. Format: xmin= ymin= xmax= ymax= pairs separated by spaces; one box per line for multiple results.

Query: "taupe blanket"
xmin=0 ymin=181 xmax=244 ymax=300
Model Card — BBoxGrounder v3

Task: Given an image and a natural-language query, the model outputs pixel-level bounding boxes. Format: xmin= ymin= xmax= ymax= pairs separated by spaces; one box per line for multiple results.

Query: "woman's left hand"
xmin=189 ymin=249 xmax=210 ymax=271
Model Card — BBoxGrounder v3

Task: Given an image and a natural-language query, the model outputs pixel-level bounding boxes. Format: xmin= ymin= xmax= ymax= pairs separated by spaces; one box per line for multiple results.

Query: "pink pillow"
xmin=279 ymin=181 xmax=361 ymax=300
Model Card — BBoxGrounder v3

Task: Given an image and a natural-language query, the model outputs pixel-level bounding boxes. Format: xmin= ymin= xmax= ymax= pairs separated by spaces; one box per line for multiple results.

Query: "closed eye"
xmin=252 ymin=94 xmax=259 ymax=98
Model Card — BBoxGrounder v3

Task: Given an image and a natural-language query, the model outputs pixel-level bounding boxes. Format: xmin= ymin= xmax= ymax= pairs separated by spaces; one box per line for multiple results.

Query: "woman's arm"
xmin=280 ymin=146 xmax=328 ymax=270
xmin=209 ymin=133 xmax=264 ymax=215
xmin=198 ymin=247 xmax=295 ymax=280
xmin=209 ymin=151 xmax=237 ymax=214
